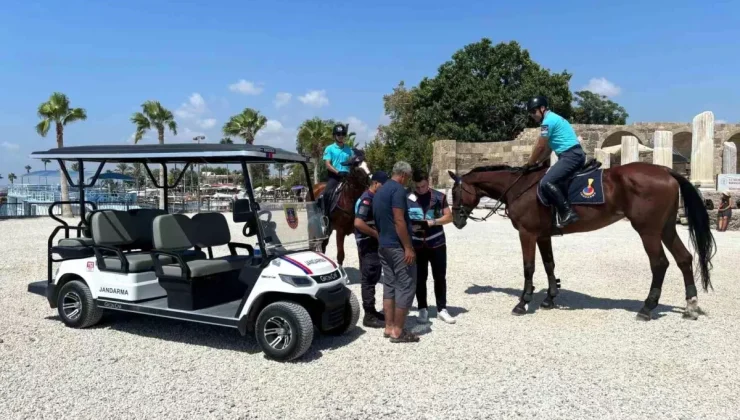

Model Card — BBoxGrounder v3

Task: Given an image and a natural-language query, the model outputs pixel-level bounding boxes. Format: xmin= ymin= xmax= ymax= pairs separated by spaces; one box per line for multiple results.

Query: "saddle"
xmin=320 ymin=181 xmax=347 ymax=215
xmin=538 ymin=158 xmax=605 ymax=234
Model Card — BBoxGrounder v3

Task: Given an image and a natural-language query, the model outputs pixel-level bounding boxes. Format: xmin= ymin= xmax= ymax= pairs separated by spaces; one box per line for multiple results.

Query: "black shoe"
xmin=363 ymin=313 xmax=385 ymax=328
xmin=543 ymin=182 xmax=580 ymax=228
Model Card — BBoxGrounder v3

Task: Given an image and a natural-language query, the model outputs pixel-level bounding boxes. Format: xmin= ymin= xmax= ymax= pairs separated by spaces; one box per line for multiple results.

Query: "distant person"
xmin=525 ymin=95 xmax=585 ymax=228
xmin=353 ymin=170 xmax=389 ymax=328
xmin=320 ymin=124 xmax=353 ymax=219
xmin=407 ymin=169 xmax=456 ymax=324
xmin=372 ymin=161 xmax=419 ymax=343
xmin=718 ymin=192 xmax=732 ymax=232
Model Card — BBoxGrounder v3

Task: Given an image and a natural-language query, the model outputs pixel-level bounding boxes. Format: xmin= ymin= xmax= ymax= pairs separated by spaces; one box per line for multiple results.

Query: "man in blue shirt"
xmin=372 ymin=161 xmax=419 ymax=343
xmin=321 ymin=123 xmax=354 ymax=218
xmin=526 ymin=95 xmax=586 ymax=228
xmin=353 ymin=170 xmax=389 ymax=328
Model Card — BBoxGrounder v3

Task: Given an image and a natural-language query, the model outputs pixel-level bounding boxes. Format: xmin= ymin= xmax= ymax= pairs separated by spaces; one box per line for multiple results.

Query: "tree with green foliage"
xmin=223 ymin=108 xmax=267 ymax=144
xmin=571 ymin=90 xmax=628 ymax=125
xmin=296 ymin=117 xmax=334 ymax=184
xmin=8 ymin=173 xmax=16 ymax=185
xmin=41 ymin=159 xmax=51 ymax=171
xmin=131 ymin=100 xmax=178 ymax=209
xmin=35 ymin=92 xmax=87 ymax=217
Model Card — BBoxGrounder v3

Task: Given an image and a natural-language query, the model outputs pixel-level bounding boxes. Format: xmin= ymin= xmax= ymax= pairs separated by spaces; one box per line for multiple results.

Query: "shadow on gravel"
xmin=47 ymin=311 xmax=367 ymax=362
xmin=344 ymin=267 xmax=361 ymax=285
xmin=465 ymin=285 xmax=683 ymax=318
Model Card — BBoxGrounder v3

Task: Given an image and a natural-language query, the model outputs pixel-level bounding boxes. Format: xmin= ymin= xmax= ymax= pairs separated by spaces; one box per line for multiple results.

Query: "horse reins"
xmin=458 ymin=164 xmax=544 ymax=222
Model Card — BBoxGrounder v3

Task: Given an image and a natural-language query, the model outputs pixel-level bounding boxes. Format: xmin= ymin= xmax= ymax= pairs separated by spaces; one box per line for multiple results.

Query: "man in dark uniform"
xmin=353 ymin=170 xmax=389 ymax=328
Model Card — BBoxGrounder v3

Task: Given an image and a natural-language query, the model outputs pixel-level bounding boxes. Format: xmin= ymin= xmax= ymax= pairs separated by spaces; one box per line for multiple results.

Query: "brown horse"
xmin=312 ymin=149 xmax=370 ymax=267
xmin=448 ymin=160 xmax=716 ymax=321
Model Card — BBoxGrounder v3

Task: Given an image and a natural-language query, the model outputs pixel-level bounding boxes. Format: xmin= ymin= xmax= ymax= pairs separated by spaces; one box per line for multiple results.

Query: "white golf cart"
xmin=27 ymin=143 xmax=359 ymax=361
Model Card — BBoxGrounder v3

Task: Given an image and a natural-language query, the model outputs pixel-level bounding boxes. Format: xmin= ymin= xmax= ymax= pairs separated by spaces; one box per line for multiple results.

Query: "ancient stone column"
xmin=723 ymin=142 xmax=737 ymax=174
xmin=594 ymin=148 xmax=610 ymax=168
xmin=652 ymin=130 xmax=674 ymax=168
xmin=621 ymin=136 xmax=639 ymax=165
xmin=690 ymin=111 xmax=715 ymax=186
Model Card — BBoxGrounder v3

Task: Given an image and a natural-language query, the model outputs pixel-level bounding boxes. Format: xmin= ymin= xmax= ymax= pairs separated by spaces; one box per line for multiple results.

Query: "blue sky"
xmin=1 ymin=0 xmax=738 ymax=184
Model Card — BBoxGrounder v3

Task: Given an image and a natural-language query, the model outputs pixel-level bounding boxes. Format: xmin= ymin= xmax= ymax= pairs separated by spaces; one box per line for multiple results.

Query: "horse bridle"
xmin=452 ymin=163 xmax=544 ymax=222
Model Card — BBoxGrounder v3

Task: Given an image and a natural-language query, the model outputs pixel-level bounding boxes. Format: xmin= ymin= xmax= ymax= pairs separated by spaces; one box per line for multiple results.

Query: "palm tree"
xmin=41 ymin=159 xmax=51 ymax=171
xmin=223 ymin=108 xmax=267 ymax=185
xmin=8 ymin=173 xmax=17 ymax=185
xmin=70 ymin=162 xmax=80 ymax=173
xmin=219 ymin=137 xmax=234 ymax=144
xmin=116 ymin=163 xmax=130 ymax=175
xmin=131 ymin=100 xmax=177 ymax=209
xmin=297 ymin=118 xmax=334 ymax=184
xmin=222 ymin=108 xmax=267 ymax=144
xmin=35 ymin=92 xmax=87 ymax=217
xmin=25 ymin=165 xmax=31 ymax=174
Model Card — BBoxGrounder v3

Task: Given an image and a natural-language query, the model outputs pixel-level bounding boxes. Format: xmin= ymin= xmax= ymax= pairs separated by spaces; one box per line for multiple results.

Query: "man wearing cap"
xmin=353 ymin=170 xmax=388 ymax=328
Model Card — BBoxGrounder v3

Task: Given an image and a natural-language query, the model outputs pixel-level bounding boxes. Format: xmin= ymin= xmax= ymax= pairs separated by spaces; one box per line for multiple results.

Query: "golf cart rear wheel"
xmin=324 ymin=290 xmax=360 ymax=335
xmin=56 ymin=280 xmax=104 ymax=329
xmin=255 ymin=301 xmax=314 ymax=361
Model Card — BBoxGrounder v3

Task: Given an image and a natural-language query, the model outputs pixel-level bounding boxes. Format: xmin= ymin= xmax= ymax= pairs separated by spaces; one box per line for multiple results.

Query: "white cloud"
xmin=345 ymin=116 xmax=377 ymax=145
xmin=199 ymin=118 xmax=217 ymax=129
xmin=298 ymin=90 xmax=329 ymax=107
xmin=582 ymin=77 xmax=622 ymax=97
xmin=1 ymin=142 xmax=19 ymax=151
xmin=254 ymin=119 xmax=298 ymax=152
xmin=175 ymin=93 xmax=208 ymax=119
xmin=716 ymin=119 xmax=728 ymax=124
xmin=229 ymin=79 xmax=264 ymax=95
xmin=274 ymin=92 xmax=292 ymax=108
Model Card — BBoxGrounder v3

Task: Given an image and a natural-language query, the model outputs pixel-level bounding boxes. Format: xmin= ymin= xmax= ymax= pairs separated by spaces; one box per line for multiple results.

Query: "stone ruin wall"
xmin=431 ymin=114 xmax=740 ymax=190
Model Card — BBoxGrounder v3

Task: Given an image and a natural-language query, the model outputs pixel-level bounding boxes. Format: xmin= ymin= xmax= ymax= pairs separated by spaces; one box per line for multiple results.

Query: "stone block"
xmin=621 ymin=135 xmax=639 ymax=165
xmin=723 ymin=142 xmax=737 ymax=174
xmin=652 ymin=130 xmax=673 ymax=168
xmin=691 ymin=111 xmax=715 ymax=187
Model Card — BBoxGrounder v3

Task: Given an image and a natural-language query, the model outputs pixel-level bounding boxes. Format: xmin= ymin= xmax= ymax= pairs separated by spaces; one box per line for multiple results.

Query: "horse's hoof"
xmin=635 ymin=309 xmax=651 ymax=321
xmin=512 ymin=304 xmax=527 ymax=316
xmin=682 ymin=310 xmax=699 ymax=320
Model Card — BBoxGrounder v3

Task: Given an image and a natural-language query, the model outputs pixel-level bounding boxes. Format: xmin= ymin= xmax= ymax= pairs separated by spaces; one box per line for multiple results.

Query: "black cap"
xmin=332 ymin=124 xmax=346 ymax=137
xmin=371 ymin=170 xmax=389 ymax=184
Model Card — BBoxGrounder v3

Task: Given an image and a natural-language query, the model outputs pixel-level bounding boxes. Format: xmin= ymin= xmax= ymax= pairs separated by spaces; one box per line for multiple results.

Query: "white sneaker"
xmin=417 ymin=308 xmax=429 ymax=323
xmin=437 ymin=309 xmax=456 ymax=324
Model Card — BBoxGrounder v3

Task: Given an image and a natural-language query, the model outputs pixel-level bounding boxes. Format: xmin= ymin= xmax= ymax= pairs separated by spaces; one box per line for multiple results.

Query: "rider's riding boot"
xmin=543 ymin=182 xmax=580 ymax=228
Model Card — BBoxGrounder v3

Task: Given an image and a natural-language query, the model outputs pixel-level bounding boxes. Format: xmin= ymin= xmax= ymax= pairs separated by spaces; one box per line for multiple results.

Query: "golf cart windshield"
xmin=256 ymin=201 xmax=327 ymax=255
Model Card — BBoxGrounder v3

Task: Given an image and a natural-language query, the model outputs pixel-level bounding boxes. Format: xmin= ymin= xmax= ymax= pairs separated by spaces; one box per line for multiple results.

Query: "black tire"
xmin=324 ymin=290 xmax=360 ymax=336
xmin=255 ymin=301 xmax=314 ymax=361
xmin=56 ymin=280 xmax=104 ymax=329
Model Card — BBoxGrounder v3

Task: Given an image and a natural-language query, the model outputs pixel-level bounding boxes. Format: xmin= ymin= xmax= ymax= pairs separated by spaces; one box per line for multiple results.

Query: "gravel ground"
xmin=2 ymin=213 xmax=740 ymax=419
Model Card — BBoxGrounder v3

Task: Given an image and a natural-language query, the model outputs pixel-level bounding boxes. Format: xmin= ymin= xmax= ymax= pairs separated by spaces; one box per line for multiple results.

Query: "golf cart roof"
xmin=29 ymin=143 xmax=310 ymax=164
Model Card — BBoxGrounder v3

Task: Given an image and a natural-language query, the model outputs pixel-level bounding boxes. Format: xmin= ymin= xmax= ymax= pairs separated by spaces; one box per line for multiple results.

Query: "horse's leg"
xmin=336 ymin=228 xmax=345 ymax=268
xmin=636 ymin=230 xmax=670 ymax=321
xmin=662 ymin=222 xmax=702 ymax=320
xmin=537 ymin=236 xmax=560 ymax=309
xmin=513 ymin=231 xmax=537 ymax=316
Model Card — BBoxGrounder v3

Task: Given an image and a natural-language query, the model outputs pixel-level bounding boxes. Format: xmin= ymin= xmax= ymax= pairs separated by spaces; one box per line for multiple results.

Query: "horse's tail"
xmin=669 ymin=170 xmax=716 ymax=292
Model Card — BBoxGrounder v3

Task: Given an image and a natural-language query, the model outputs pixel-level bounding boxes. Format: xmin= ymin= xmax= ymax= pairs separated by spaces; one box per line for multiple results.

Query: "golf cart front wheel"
xmin=56 ymin=280 xmax=104 ymax=329
xmin=255 ymin=301 xmax=314 ymax=361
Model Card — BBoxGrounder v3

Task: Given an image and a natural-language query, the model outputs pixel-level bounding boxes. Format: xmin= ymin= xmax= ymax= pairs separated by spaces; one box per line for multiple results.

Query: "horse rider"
xmin=353 ymin=170 xmax=389 ymax=328
xmin=321 ymin=123 xmax=354 ymax=220
xmin=525 ymin=95 xmax=586 ymax=228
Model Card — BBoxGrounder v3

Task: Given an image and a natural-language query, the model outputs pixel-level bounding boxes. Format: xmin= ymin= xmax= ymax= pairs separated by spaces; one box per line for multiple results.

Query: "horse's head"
xmin=448 ymin=170 xmax=481 ymax=229
xmin=341 ymin=148 xmax=371 ymax=189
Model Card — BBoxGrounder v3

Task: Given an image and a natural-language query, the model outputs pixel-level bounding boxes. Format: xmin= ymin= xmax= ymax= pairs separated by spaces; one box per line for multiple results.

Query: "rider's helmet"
xmin=526 ymin=95 xmax=549 ymax=112
xmin=332 ymin=123 xmax=347 ymax=138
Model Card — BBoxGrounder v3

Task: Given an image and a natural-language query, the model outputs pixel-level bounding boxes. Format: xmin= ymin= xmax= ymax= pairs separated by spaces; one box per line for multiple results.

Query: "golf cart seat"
xmin=90 ymin=210 xmax=204 ymax=274
xmin=152 ymin=214 xmax=249 ymax=310
xmin=128 ymin=208 xmax=206 ymax=260
xmin=191 ymin=212 xmax=252 ymax=267
xmin=53 ymin=212 xmax=95 ymax=259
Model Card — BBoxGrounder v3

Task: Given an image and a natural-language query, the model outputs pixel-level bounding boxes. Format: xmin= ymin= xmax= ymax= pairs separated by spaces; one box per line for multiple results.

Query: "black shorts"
xmin=378 ymin=247 xmax=417 ymax=309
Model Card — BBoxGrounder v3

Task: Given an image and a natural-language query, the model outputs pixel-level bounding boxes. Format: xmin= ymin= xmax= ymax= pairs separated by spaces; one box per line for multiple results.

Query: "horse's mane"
xmin=465 ymin=164 xmax=523 ymax=175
